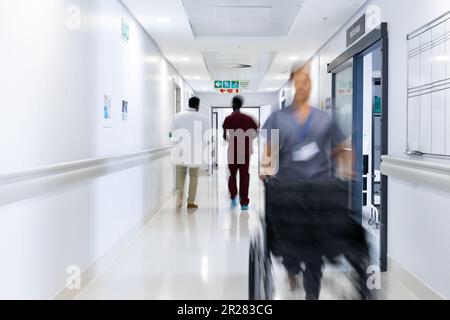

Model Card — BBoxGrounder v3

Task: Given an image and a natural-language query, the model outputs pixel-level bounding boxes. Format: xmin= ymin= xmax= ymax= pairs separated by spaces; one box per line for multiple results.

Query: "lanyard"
xmin=291 ymin=108 xmax=315 ymax=143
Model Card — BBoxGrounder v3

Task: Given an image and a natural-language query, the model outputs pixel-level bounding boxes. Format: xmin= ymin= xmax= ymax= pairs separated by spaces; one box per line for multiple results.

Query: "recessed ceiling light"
xmin=181 ymin=57 xmax=190 ymax=62
xmin=289 ymin=56 xmax=299 ymax=61
xmin=145 ymin=56 xmax=160 ymax=63
xmin=222 ymin=63 xmax=252 ymax=69
xmin=157 ymin=17 xmax=170 ymax=24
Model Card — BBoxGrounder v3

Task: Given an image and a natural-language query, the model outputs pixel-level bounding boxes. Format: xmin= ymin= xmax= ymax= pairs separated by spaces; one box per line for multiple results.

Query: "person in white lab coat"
xmin=171 ymin=97 xmax=209 ymax=210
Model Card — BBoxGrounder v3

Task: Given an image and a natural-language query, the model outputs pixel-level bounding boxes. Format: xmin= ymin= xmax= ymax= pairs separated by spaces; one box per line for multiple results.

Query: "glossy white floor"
xmin=75 ymin=165 xmax=418 ymax=300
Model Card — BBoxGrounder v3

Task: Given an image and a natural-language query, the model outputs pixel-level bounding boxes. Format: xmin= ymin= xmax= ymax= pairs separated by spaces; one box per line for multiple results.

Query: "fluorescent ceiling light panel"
xmin=217 ymin=6 xmax=272 ymax=22
xmin=157 ymin=17 xmax=171 ymax=23
xmin=182 ymin=0 xmax=305 ymax=37
xmin=213 ymin=0 xmax=304 ymax=6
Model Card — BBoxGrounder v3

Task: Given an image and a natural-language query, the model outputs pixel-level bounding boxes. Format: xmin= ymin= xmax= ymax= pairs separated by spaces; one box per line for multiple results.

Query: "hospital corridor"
xmin=1 ymin=0 xmax=450 ymax=307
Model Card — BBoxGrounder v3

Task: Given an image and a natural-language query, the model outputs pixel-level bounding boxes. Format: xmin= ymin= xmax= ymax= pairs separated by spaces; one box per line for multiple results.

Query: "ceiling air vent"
xmin=222 ymin=63 xmax=253 ymax=69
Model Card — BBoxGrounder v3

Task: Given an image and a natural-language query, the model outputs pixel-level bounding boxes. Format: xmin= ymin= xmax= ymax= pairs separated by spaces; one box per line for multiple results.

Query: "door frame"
xmin=173 ymin=80 xmax=182 ymax=191
xmin=210 ymin=106 xmax=262 ymax=175
xmin=328 ymin=23 xmax=389 ymax=272
xmin=211 ymin=111 xmax=219 ymax=175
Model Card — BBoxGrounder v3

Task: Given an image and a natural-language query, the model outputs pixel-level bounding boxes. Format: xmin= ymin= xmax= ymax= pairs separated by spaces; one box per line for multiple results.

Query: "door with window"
xmin=329 ymin=24 xmax=388 ymax=271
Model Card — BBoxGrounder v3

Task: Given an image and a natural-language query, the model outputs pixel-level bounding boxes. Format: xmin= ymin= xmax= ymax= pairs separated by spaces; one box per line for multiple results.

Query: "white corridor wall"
xmin=0 ymin=0 xmax=193 ymax=299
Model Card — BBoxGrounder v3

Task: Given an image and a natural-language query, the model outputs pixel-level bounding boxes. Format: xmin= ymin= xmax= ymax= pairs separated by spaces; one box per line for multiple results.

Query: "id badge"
xmin=292 ymin=141 xmax=320 ymax=162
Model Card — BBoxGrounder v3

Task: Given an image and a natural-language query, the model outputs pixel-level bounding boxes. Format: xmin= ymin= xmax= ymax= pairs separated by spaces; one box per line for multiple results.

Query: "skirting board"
xmin=387 ymin=257 xmax=444 ymax=300
xmin=52 ymin=192 xmax=175 ymax=300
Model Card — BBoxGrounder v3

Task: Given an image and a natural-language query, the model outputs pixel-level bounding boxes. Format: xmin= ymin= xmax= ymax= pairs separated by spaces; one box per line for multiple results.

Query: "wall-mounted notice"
xmin=336 ymin=79 xmax=353 ymax=96
xmin=121 ymin=18 xmax=130 ymax=43
xmin=122 ymin=100 xmax=128 ymax=121
xmin=407 ymin=11 xmax=450 ymax=156
xmin=103 ymin=95 xmax=112 ymax=128
xmin=239 ymin=80 xmax=250 ymax=89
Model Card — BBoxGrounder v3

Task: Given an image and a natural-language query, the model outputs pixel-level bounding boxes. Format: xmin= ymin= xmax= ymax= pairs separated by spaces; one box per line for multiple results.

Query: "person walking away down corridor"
xmin=260 ymin=65 xmax=355 ymax=300
xmin=172 ymin=97 xmax=209 ymax=210
xmin=223 ymin=96 xmax=259 ymax=211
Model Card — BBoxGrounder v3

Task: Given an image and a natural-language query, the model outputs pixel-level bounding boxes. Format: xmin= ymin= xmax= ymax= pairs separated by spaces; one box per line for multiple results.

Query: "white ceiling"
xmin=203 ymin=51 xmax=276 ymax=90
xmin=122 ymin=0 xmax=367 ymax=93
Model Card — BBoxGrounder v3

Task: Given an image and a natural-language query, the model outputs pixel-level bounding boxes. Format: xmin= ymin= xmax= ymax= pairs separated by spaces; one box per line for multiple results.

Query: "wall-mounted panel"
xmin=407 ymin=12 xmax=450 ymax=156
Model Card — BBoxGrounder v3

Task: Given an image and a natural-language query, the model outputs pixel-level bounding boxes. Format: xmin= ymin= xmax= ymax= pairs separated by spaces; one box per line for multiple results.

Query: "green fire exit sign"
xmin=214 ymin=80 xmax=250 ymax=90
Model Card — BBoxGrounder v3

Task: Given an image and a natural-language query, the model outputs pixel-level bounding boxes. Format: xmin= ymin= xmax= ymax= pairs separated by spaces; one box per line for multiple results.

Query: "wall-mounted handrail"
xmin=0 ymin=146 xmax=173 ymax=186
xmin=380 ymin=155 xmax=450 ymax=193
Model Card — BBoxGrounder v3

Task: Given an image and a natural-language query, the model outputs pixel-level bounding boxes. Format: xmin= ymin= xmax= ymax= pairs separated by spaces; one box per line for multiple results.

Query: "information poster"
xmin=337 ymin=80 xmax=353 ymax=96
xmin=122 ymin=100 xmax=128 ymax=121
xmin=103 ymin=95 xmax=112 ymax=128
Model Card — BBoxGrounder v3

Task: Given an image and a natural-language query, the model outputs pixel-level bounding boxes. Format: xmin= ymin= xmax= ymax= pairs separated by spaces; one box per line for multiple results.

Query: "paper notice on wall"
xmin=103 ymin=95 xmax=112 ymax=128
xmin=122 ymin=100 xmax=128 ymax=122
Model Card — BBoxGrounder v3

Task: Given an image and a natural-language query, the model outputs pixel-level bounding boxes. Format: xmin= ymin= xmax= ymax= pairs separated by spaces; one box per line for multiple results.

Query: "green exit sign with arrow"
xmin=214 ymin=80 xmax=250 ymax=90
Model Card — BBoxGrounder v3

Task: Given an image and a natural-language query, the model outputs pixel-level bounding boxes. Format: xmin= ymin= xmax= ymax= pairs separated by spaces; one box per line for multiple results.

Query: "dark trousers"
xmin=283 ymin=255 xmax=324 ymax=300
xmin=228 ymin=163 xmax=250 ymax=206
